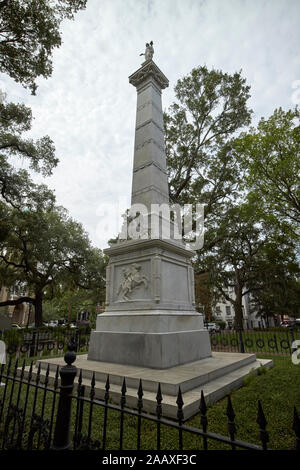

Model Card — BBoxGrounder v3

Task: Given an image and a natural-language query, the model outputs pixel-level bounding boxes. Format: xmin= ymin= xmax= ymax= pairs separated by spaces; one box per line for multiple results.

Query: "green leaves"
xmin=165 ymin=65 xmax=252 ymax=203
xmin=234 ymin=106 xmax=300 ymax=229
xmin=0 ymin=0 xmax=87 ymax=94
xmin=0 ymin=200 xmax=106 ymax=324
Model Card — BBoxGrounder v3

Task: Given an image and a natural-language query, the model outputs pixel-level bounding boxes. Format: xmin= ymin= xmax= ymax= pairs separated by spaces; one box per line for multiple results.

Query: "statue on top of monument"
xmin=140 ymin=41 xmax=154 ymax=61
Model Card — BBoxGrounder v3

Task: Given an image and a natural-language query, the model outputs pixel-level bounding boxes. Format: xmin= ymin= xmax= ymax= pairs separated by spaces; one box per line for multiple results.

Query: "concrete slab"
xmin=21 ymin=352 xmax=273 ymax=419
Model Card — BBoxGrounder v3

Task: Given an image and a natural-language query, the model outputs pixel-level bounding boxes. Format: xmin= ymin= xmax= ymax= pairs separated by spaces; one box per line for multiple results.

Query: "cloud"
xmin=1 ymin=0 xmax=299 ymax=248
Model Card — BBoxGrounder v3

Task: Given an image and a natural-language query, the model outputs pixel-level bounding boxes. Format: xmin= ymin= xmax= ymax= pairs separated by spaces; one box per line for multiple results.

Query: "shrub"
xmin=3 ymin=329 xmax=22 ymax=347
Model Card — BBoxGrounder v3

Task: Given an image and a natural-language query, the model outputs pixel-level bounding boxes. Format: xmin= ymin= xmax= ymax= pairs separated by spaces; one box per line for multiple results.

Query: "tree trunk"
xmin=34 ymin=290 xmax=43 ymax=327
xmin=234 ymin=298 xmax=244 ymax=330
xmin=234 ymin=270 xmax=244 ymax=330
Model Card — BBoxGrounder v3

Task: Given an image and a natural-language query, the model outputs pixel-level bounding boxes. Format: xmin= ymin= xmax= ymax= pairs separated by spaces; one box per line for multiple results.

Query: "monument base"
xmin=23 ymin=353 xmax=273 ymax=419
xmin=88 ymin=329 xmax=211 ymax=369
xmin=87 ymin=310 xmax=211 ymax=368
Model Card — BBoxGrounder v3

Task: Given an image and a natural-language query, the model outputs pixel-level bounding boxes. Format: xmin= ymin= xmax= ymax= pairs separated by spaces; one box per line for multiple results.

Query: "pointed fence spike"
xmin=105 ymin=375 xmax=110 ymax=403
xmin=199 ymin=390 xmax=207 ymax=415
xmin=121 ymin=377 xmax=127 ymax=395
xmin=7 ymin=356 xmax=12 ymax=373
xmin=226 ymin=394 xmax=236 ymax=443
xmin=120 ymin=377 xmax=127 ymax=408
xmin=156 ymin=383 xmax=163 ymax=419
xmin=137 ymin=379 xmax=143 ymax=412
xmin=176 ymin=386 xmax=184 ymax=408
xmin=156 ymin=383 xmax=162 ymax=404
xmin=35 ymin=362 xmax=41 ymax=383
xmin=256 ymin=400 xmax=269 ymax=449
xmin=199 ymin=390 xmax=208 ymax=442
xmin=226 ymin=394 xmax=235 ymax=422
xmin=105 ymin=375 xmax=110 ymax=391
xmin=176 ymin=386 xmax=184 ymax=422
xmin=44 ymin=363 xmax=50 ymax=386
xmin=28 ymin=362 xmax=33 ymax=382
xmin=14 ymin=358 xmax=19 ymax=374
xmin=257 ymin=400 xmax=267 ymax=428
xmin=293 ymin=406 xmax=300 ymax=451
xmin=54 ymin=365 xmax=59 ymax=389
xmin=90 ymin=371 xmax=96 ymax=399
xmin=138 ymin=379 xmax=143 ymax=399
xmin=293 ymin=406 xmax=300 ymax=436
xmin=91 ymin=371 xmax=96 ymax=388
xmin=77 ymin=368 xmax=82 ymax=394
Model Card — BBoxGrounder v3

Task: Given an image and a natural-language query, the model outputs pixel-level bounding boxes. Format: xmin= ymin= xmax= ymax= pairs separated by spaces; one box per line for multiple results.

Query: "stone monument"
xmin=28 ymin=46 xmax=272 ymax=420
xmin=87 ymin=45 xmax=211 ymax=368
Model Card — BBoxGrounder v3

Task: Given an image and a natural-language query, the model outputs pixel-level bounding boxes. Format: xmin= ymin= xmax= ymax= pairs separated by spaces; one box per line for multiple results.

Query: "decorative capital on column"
xmin=129 ymin=60 xmax=169 ymax=91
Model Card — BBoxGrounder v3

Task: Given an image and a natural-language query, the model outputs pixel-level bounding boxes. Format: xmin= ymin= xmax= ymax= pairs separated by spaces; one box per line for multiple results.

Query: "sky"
xmin=1 ymin=0 xmax=300 ymax=249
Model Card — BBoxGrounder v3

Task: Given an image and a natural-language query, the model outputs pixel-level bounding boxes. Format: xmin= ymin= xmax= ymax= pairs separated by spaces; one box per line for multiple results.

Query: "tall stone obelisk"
xmin=88 ymin=49 xmax=211 ymax=368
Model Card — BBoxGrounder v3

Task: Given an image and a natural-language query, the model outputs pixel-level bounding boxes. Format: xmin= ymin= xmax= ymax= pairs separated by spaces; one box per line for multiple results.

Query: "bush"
xmin=3 ymin=328 xmax=22 ymax=347
xmin=216 ymin=321 xmax=226 ymax=330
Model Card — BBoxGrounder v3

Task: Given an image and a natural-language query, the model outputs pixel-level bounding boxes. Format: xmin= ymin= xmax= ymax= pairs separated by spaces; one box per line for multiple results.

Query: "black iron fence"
xmin=209 ymin=328 xmax=300 ymax=356
xmin=0 ymin=327 xmax=90 ymax=358
xmin=2 ymin=327 xmax=298 ymax=360
xmin=0 ymin=341 xmax=299 ymax=451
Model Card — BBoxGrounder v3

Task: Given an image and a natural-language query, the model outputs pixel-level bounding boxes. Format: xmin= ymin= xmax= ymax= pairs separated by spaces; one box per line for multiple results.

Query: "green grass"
xmin=0 ymin=354 xmax=299 ymax=450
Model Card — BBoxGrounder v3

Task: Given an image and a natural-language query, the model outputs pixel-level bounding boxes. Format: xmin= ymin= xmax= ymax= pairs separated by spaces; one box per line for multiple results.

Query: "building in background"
xmin=0 ymin=286 xmax=34 ymax=326
xmin=212 ymin=289 xmax=276 ymax=329
xmin=194 ymin=275 xmax=276 ymax=329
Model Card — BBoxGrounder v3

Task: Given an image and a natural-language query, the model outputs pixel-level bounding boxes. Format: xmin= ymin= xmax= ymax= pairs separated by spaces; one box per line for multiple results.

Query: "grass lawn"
xmin=0 ymin=354 xmax=299 ymax=450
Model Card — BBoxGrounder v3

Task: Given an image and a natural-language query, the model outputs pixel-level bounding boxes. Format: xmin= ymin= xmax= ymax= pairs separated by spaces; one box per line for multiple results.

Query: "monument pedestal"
xmin=88 ymin=237 xmax=212 ymax=368
xmin=88 ymin=311 xmax=211 ymax=369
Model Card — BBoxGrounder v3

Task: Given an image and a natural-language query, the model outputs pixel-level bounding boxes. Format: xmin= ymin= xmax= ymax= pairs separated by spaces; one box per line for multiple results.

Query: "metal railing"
xmin=0 ymin=341 xmax=299 ymax=451
xmin=0 ymin=327 xmax=90 ymax=358
xmin=209 ymin=328 xmax=299 ymax=356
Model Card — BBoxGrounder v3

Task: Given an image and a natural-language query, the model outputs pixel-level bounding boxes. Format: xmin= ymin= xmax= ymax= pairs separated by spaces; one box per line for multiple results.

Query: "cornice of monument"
xmin=104 ymin=237 xmax=195 ymax=258
xmin=129 ymin=60 xmax=169 ymax=90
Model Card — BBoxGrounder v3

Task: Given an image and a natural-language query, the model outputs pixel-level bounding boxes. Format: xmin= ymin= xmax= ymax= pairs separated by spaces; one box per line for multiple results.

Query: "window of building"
xmin=216 ymin=306 xmax=221 ymax=316
xmin=226 ymin=306 xmax=231 ymax=316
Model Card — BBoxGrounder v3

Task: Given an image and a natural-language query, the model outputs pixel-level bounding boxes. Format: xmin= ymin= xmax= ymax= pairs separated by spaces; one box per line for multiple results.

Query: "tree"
xmin=0 ymin=98 xmax=58 ymax=229
xmin=43 ymin=283 xmax=106 ymax=324
xmin=165 ymin=67 xmax=300 ymax=328
xmin=164 ymin=65 xmax=252 ymax=208
xmin=234 ymin=107 xmax=300 ymax=233
xmin=0 ymin=0 xmax=87 ymax=94
xmin=195 ymin=202 xmax=267 ymax=329
xmin=0 ymin=201 xmax=106 ymax=326
xmin=247 ymin=238 xmax=300 ymax=322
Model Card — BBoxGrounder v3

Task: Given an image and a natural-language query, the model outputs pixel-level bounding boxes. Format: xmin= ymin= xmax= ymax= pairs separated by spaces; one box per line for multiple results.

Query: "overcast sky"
xmin=1 ymin=0 xmax=299 ymax=249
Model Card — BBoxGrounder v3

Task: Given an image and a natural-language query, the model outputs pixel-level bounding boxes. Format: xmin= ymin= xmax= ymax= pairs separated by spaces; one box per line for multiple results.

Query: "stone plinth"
xmin=88 ymin=237 xmax=211 ymax=368
xmin=22 ymin=353 xmax=273 ymax=419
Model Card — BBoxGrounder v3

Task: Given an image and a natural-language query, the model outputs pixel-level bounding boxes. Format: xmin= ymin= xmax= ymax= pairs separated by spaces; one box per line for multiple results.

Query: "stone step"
xmin=19 ymin=357 xmax=272 ymax=420
xmin=34 ymin=352 xmax=257 ymax=396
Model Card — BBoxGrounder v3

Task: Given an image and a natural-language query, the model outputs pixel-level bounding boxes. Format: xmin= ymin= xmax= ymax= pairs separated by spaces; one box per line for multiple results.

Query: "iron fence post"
xmin=289 ymin=327 xmax=296 ymax=353
xmin=238 ymin=328 xmax=245 ymax=353
xmin=29 ymin=330 xmax=36 ymax=357
xmin=75 ymin=328 xmax=79 ymax=352
xmin=52 ymin=340 xmax=77 ymax=450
